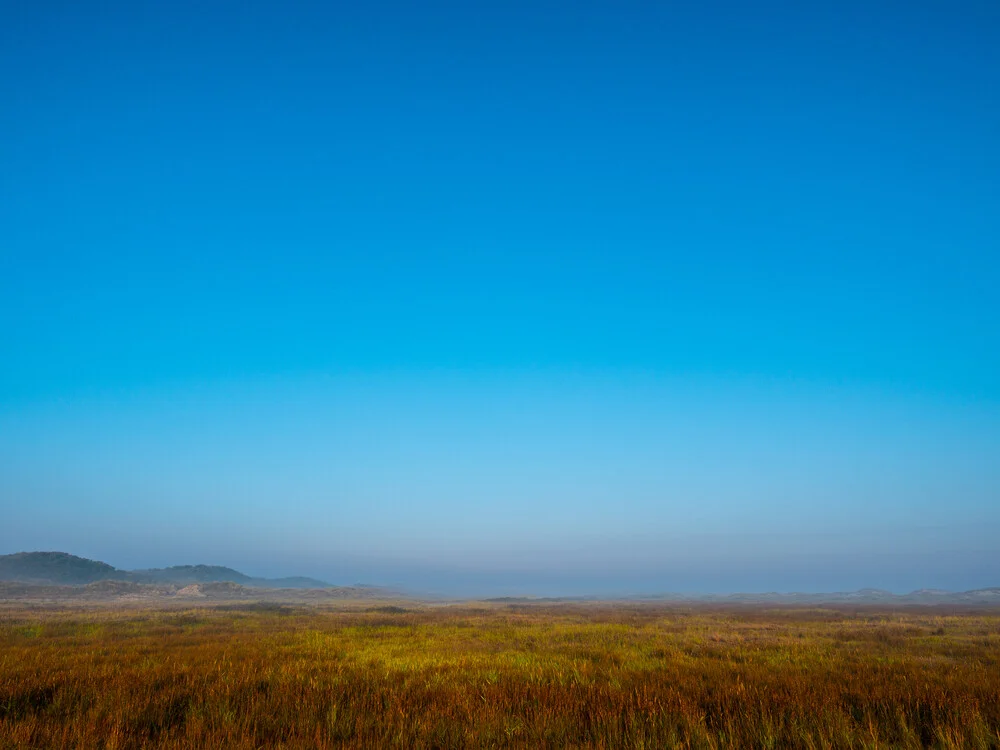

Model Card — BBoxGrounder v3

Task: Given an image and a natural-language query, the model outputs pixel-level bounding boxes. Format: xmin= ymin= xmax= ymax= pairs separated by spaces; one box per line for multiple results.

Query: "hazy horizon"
xmin=2 ymin=1 xmax=998 ymax=597
xmin=4 ymin=370 xmax=998 ymax=597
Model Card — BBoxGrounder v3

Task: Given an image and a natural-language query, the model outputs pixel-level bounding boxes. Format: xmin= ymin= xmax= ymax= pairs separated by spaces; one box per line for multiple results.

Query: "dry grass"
xmin=1 ymin=602 xmax=998 ymax=748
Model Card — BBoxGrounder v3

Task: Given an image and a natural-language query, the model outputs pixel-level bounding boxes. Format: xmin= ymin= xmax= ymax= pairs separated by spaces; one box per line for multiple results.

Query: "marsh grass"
xmin=0 ymin=603 xmax=997 ymax=748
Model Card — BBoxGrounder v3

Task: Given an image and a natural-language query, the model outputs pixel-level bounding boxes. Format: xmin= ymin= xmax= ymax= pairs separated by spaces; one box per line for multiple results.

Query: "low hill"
xmin=127 ymin=565 xmax=254 ymax=585
xmin=0 ymin=552 xmax=124 ymax=585
xmin=127 ymin=566 xmax=327 ymax=589
xmin=0 ymin=552 xmax=330 ymax=589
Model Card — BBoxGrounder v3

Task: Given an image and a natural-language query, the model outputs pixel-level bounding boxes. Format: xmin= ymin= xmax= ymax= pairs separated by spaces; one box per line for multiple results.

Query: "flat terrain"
xmin=1 ymin=602 xmax=998 ymax=748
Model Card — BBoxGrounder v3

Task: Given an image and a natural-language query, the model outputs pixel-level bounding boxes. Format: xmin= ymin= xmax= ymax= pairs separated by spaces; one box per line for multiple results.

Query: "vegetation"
xmin=0 ymin=552 xmax=122 ymax=585
xmin=1 ymin=602 xmax=998 ymax=748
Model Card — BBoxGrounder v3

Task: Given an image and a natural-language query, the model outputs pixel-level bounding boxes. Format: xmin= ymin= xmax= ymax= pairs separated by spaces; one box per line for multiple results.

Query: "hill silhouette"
xmin=128 ymin=564 xmax=253 ymax=585
xmin=0 ymin=551 xmax=123 ymax=585
xmin=0 ymin=552 xmax=329 ymax=589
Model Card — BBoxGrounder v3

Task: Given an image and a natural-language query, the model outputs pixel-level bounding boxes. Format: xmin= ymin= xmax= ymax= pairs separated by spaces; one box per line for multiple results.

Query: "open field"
xmin=1 ymin=602 xmax=998 ymax=749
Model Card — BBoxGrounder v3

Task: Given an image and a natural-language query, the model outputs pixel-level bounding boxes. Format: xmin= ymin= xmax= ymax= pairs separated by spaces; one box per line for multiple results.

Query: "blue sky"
xmin=2 ymin=0 xmax=998 ymax=594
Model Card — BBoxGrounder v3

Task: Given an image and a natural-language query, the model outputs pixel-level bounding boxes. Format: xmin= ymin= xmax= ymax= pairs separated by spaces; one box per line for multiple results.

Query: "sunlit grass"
xmin=1 ymin=603 xmax=998 ymax=748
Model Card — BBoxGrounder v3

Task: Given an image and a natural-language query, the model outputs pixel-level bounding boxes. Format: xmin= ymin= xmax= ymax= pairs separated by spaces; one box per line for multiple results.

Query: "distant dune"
xmin=633 ymin=587 xmax=1000 ymax=605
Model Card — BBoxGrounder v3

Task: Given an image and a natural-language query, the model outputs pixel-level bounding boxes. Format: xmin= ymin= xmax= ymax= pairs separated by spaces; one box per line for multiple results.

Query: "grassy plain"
xmin=1 ymin=601 xmax=998 ymax=749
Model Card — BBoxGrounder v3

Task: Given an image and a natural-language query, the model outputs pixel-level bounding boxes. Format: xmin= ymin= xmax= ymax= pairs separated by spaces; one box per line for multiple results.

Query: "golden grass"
xmin=1 ymin=602 xmax=998 ymax=748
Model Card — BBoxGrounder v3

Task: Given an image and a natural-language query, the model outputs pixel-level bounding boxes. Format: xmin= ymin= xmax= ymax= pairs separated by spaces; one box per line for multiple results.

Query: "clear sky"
xmin=2 ymin=0 xmax=998 ymax=595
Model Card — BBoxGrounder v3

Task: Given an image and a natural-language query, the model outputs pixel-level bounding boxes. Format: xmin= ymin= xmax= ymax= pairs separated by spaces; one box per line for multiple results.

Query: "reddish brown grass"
xmin=1 ymin=603 xmax=998 ymax=748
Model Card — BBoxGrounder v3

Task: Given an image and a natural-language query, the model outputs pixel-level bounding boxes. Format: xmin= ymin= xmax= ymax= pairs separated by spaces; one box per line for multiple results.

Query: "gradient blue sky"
xmin=2 ymin=0 xmax=998 ymax=594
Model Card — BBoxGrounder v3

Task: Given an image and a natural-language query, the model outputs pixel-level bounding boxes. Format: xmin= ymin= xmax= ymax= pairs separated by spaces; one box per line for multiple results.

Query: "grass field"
xmin=1 ymin=602 xmax=998 ymax=748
